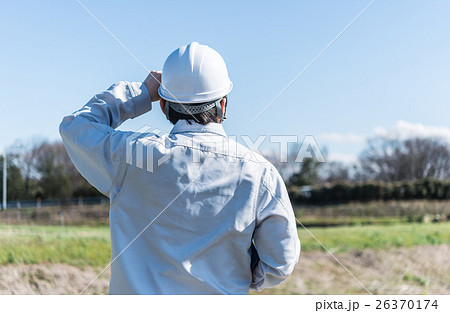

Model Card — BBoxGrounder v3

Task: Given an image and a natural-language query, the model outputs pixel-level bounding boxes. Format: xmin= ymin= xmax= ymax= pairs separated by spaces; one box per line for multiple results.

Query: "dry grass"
xmin=0 ymin=245 xmax=448 ymax=295
xmin=0 ymin=264 xmax=109 ymax=295
xmin=0 ymin=221 xmax=448 ymax=294
xmin=254 ymin=244 xmax=450 ymax=295
xmin=295 ymin=200 xmax=450 ymax=227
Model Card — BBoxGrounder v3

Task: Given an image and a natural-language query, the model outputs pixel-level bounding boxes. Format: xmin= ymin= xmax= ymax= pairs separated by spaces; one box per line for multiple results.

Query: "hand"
xmin=144 ymin=71 xmax=162 ymax=102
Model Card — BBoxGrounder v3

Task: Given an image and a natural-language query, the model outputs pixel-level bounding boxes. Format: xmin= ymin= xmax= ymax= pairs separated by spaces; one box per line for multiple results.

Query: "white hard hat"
xmin=158 ymin=42 xmax=233 ymax=104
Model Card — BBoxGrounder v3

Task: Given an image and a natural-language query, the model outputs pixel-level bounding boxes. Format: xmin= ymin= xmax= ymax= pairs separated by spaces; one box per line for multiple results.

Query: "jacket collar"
xmin=170 ymin=119 xmax=227 ymax=137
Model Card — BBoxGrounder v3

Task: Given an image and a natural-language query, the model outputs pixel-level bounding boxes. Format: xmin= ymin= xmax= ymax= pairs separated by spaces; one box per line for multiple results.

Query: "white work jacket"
xmin=59 ymin=81 xmax=300 ymax=294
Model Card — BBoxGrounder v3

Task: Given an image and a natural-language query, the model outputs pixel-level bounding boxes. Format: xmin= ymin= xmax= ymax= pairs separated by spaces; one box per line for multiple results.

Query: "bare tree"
xmin=318 ymin=161 xmax=350 ymax=183
xmin=16 ymin=140 xmax=101 ymax=199
xmin=21 ymin=140 xmax=44 ymax=198
xmin=263 ymin=143 xmax=302 ymax=181
xmin=359 ymin=137 xmax=450 ymax=182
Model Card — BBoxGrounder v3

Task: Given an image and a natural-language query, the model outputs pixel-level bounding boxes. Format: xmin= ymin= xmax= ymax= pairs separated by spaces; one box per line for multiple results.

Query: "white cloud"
xmin=320 ymin=120 xmax=450 ymax=146
xmin=318 ymin=120 xmax=450 ymax=165
xmin=374 ymin=120 xmax=450 ymax=142
xmin=319 ymin=132 xmax=366 ymax=144
xmin=327 ymin=153 xmax=358 ymax=164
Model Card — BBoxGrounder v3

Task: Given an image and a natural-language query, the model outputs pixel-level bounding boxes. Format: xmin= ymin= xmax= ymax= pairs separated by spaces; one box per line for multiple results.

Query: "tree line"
xmin=286 ymin=137 xmax=450 ymax=204
xmin=1 ymin=136 xmax=449 ymax=204
xmin=0 ymin=141 xmax=101 ymax=202
xmin=290 ymin=179 xmax=450 ymax=204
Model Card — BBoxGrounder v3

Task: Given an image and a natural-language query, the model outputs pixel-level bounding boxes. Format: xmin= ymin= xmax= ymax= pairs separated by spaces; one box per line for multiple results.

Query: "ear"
xmin=220 ymin=97 xmax=227 ymax=115
xmin=160 ymin=99 xmax=171 ymax=121
xmin=218 ymin=97 xmax=227 ymax=122
xmin=160 ymin=99 xmax=166 ymax=115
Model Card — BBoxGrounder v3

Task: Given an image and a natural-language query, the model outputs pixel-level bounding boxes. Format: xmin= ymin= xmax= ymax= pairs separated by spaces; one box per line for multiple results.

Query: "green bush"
xmin=291 ymin=179 xmax=450 ymax=204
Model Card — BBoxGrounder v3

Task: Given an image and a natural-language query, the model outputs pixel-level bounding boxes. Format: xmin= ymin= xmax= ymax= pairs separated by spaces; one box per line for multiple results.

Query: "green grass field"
xmin=298 ymin=222 xmax=450 ymax=252
xmin=0 ymin=223 xmax=449 ymax=268
xmin=0 ymin=225 xmax=110 ymax=267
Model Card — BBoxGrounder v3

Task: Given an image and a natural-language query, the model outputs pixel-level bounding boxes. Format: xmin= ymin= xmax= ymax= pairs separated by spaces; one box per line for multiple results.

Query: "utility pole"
xmin=2 ymin=152 xmax=6 ymax=210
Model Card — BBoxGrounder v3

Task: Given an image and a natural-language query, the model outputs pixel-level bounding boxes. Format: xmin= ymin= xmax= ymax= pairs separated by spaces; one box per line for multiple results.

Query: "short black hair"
xmin=168 ymin=96 xmax=227 ymax=125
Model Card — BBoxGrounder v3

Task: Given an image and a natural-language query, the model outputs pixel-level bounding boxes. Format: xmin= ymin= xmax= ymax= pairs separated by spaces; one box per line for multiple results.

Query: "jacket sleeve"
xmin=250 ymin=167 xmax=301 ymax=291
xmin=59 ymin=81 xmax=151 ymax=197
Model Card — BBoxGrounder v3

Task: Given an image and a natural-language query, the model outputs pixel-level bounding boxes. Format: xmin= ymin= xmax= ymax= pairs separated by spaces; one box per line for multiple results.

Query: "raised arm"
xmin=59 ymin=72 xmax=161 ymax=197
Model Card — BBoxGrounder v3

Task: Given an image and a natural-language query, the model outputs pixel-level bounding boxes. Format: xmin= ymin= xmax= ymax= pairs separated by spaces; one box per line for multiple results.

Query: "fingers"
xmin=145 ymin=71 xmax=162 ymax=84
xmin=144 ymin=70 xmax=162 ymax=102
xmin=150 ymin=70 xmax=162 ymax=81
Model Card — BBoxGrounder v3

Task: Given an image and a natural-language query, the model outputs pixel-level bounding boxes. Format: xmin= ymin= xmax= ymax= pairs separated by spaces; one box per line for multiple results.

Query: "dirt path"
xmin=1 ymin=245 xmax=448 ymax=295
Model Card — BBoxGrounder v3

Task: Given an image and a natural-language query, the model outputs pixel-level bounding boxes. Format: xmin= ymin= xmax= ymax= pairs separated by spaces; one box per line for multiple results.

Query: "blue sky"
xmin=1 ymin=0 xmax=449 ymax=162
